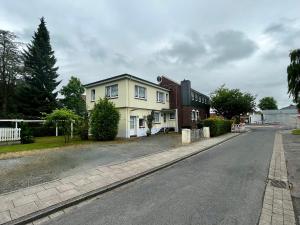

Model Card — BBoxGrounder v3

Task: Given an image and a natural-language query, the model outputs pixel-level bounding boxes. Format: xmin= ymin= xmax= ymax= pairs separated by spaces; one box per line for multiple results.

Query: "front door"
xmin=130 ymin=116 xmax=137 ymax=136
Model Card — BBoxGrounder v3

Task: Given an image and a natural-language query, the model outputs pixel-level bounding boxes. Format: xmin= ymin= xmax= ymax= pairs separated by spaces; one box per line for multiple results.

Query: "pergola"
xmin=0 ymin=119 xmax=74 ymax=138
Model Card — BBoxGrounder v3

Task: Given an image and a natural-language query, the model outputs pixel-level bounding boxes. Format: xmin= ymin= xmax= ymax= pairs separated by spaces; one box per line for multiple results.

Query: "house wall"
xmin=86 ymin=79 xmax=128 ymax=111
xmin=262 ymin=109 xmax=299 ymax=128
xmin=127 ymin=79 xmax=170 ymax=110
xmin=85 ymin=76 xmax=175 ymax=138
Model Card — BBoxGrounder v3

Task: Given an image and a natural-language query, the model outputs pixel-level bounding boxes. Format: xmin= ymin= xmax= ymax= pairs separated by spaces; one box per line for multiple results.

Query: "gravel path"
xmin=0 ymin=133 xmax=181 ymax=194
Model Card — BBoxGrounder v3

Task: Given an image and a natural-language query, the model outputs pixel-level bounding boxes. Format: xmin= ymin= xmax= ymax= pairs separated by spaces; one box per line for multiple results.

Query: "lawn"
xmin=0 ymin=136 xmax=96 ymax=154
xmin=292 ymin=129 xmax=300 ymax=135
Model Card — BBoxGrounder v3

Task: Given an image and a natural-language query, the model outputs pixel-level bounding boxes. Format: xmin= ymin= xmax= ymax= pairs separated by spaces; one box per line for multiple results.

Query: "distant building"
xmin=157 ymin=76 xmax=210 ymax=130
xmin=249 ymin=105 xmax=299 ymax=128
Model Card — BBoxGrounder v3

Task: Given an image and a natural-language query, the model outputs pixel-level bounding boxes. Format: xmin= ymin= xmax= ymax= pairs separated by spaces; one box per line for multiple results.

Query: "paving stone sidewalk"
xmin=0 ymin=133 xmax=239 ymax=225
xmin=259 ymin=132 xmax=296 ymax=225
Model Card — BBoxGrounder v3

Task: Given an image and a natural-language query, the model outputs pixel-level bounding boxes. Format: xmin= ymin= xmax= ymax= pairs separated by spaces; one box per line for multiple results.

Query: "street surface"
xmin=283 ymin=131 xmax=300 ymax=224
xmin=43 ymin=127 xmax=275 ymax=225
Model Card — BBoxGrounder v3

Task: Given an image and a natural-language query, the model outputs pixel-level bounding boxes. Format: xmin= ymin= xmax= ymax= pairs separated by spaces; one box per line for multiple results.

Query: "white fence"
xmin=0 ymin=128 xmax=21 ymax=142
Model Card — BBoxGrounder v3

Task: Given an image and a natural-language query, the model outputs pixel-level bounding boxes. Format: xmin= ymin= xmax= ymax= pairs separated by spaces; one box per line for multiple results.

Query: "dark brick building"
xmin=158 ymin=76 xmax=210 ymax=130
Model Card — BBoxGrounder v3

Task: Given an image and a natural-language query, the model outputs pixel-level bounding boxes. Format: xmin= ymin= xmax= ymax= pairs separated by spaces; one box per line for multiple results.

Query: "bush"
xmin=203 ymin=118 xmax=233 ymax=137
xmin=20 ymin=122 xmax=35 ymax=144
xmin=45 ymin=108 xmax=80 ymax=143
xmin=77 ymin=112 xmax=89 ymax=140
xmin=90 ymin=98 xmax=120 ymax=141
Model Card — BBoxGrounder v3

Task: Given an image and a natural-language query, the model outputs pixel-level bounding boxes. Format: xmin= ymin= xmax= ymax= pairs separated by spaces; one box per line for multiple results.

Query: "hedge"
xmin=203 ymin=118 xmax=233 ymax=137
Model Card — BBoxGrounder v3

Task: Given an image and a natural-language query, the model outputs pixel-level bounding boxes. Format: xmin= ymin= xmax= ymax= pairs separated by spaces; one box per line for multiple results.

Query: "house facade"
xmin=85 ymin=74 xmax=178 ymax=138
xmin=157 ymin=76 xmax=210 ymax=130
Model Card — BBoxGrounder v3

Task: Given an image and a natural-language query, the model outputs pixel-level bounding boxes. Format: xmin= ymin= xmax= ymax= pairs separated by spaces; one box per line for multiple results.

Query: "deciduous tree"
xmin=0 ymin=30 xmax=22 ymax=117
xmin=210 ymin=85 xmax=256 ymax=119
xmin=287 ymin=49 xmax=300 ymax=109
xmin=60 ymin=76 xmax=86 ymax=116
xmin=258 ymin=97 xmax=278 ymax=110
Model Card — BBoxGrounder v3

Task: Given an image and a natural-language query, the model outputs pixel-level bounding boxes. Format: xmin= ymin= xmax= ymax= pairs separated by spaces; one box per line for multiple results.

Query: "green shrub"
xmin=20 ymin=122 xmax=35 ymax=144
xmin=77 ymin=112 xmax=89 ymax=140
xmin=146 ymin=111 xmax=154 ymax=136
xmin=203 ymin=118 xmax=233 ymax=137
xmin=292 ymin=129 xmax=300 ymax=135
xmin=90 ymin=98 xmax=120 ymax=141
xmin=45 ymin=108 xmax=80 ymax=143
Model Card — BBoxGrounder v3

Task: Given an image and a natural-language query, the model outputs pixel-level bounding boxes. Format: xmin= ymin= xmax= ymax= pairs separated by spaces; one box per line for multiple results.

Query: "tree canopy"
xmin=45 ymin=108 xmax=79 ymax=143
xmin=287 ymin=49 xmax=300 ymax=108
xmin=19 ymin=17 xmax=60 ymax=118
xmin=210 ymin=85 xmax=256 ymax=119
xmin=0 ymin=30 xmax=22 ymax=118
xmin=60 ymin=76 xmax=86 ymax=116
xmin=258 ymin=97 xmax=278 ymax=110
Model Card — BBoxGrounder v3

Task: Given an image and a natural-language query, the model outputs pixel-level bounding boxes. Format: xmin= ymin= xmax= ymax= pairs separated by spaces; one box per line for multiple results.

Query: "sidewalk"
xmin=0 ymin=133 xmax=240 ymax=225
xmin=258 ymin=132 xmax=296 ymax=225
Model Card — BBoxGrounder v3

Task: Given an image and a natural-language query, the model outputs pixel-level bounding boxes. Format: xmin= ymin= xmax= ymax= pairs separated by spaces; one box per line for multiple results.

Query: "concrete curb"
xmin=3 ymin=133 xmax=242 ymax=225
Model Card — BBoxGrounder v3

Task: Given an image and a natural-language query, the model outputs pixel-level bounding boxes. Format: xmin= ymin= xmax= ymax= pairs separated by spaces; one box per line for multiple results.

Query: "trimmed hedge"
xmin=203 ymin=118 xmax=233 ymax=137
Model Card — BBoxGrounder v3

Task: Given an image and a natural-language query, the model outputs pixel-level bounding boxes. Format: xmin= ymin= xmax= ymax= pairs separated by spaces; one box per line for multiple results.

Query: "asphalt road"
xmin=44 ymin=128 xmax=275 ymax=225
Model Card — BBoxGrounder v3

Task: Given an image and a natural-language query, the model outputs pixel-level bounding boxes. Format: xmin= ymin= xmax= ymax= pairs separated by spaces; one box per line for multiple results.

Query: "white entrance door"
xmin=130 ymin=116 xmax=137 ymax=136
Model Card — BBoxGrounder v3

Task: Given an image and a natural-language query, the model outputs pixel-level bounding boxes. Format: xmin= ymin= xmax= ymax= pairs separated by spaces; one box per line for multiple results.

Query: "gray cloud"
xmin=0 ymin=0 xmax=299 ymax=108
xmin=157 ymin=34 xmax=206 ymax=64
xmin=207 ymin=30 xmax=258 ymax=66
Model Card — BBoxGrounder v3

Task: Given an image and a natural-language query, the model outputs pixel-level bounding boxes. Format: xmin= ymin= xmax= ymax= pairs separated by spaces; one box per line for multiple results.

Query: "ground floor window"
xmin=169 ymin=112 xmax=175 ymax=120
xmin=139 ymin=118 xmax=145 ymax=128
xmin=154 ymin=112 xmax=160 ymax=123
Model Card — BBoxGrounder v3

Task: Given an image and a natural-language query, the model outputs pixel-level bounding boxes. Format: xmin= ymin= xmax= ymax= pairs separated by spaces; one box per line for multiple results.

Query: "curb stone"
xmin=1 ymin=133 xmax=242 ymax=225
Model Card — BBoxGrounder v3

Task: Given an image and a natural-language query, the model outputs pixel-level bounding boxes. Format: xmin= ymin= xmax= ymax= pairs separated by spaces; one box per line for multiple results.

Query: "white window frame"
xmin=154 ymin=112 xmax=160 ymax=123
xmin=196 ymin=110 xmax=199 ymax=120
xmin=156 ymin=91 xmax=165 ymax=103
xmin=139 ymin=118 xmax=145 ymax=128
xmin=191 ymin=110 xmax=196 ymax=121
xmin=169 ymin=112 xmax=175 ymax=120
xmin=105 ymin=84 xmax=118 ymax=98
xmin=191 ymin=92 xmax=195 ymax=101
xmin=91 ymin=89 xmax=95 ymax=102
xmin=135 ymin=85 xmax=147 ymax=100
xmin=166 ymin=93 xmax=169 ymax=102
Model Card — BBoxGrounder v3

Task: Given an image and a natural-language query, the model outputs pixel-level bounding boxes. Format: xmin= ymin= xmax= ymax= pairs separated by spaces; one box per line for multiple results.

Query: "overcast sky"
xmin=1 ymin=0 xmax=299 ymax=108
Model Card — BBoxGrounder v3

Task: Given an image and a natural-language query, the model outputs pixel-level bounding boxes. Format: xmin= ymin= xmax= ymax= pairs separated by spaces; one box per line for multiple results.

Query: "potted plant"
xmin=146 ymin=111 xmax=154 ymax=136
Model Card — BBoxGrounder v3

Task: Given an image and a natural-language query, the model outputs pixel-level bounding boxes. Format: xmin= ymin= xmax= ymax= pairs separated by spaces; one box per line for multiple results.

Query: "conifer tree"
xmin=19 ymin=17 xmax=60 ymax=117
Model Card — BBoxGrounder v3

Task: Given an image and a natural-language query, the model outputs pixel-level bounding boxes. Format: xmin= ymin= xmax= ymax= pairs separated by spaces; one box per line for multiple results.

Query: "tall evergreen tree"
xmin=19 ymin=17 xmax=60 ymax=118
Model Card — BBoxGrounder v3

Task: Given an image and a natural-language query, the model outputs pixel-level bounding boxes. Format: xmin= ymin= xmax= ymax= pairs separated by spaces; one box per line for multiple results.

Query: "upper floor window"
xmin=191 ymin=110 xmax=196 ymax=121
xmin=105 ymin=84 xmax=118 ymax=98
xmin=166 ymin=93 xmax=169 ymax=102
xmin=191 ymin=92 xmax=195 ymax=101
xmin=154 ymin=112 xmax=160 ymax=123
xmin=91 ymin=89 xmax=95 ymax=102
xmin=156 ymin=91 xmax=165 ymax=103
xmin=135 ymin=85 xmax=146 ymax=99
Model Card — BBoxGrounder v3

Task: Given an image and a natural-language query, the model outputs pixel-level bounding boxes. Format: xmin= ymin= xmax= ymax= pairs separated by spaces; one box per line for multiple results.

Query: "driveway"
xmin=282 ymin=131 xmax=300 ymax=224
xmin=43 ymin=127 xmax=275 ymax=225
xmin=0 ymin=133 xmax=181 ymax=194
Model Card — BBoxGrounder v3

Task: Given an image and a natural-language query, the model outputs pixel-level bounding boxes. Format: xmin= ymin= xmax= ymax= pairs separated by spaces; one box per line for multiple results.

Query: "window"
xmin=156 ymin=91 xmax=165 ymax=103
xmin=191 ymin=92 xmax=195 ymax=101
xmin=191 ymin=110 xmax=196 ymax=121
xmin=105 ymin=84 xmax=118 ymax=98
xmin=135 ymin=85 xmax=146 ymax=99
xmin=196 ymin=111 xmax=199 ymax=120
xmin=139 ymin=118 xmax=145 ymax=128
xmin=166 ymin=93 xmax=169 ymax=102
xmin=154 ymin=112 xmax=160 ymax=123
xmin=169 ymin=112 xmax=175 ymax=120
xmin=91 ymin=89 xmax=95 ymax=102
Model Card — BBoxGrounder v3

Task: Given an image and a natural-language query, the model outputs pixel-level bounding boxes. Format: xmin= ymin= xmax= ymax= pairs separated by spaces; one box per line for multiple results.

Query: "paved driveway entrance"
xmin=0 ymin=133 xmax=181 ymax=194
